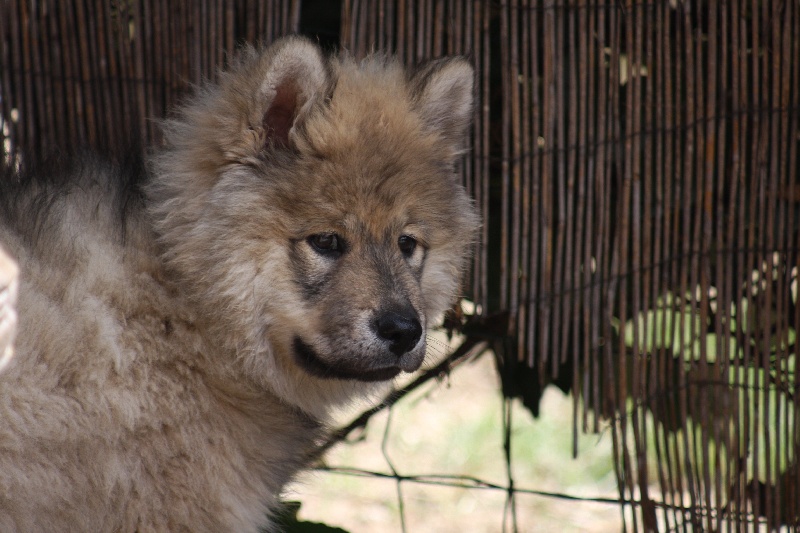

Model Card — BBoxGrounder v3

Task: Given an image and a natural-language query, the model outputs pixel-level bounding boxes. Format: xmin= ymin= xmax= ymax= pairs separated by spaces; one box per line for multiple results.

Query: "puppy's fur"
xmin=0 ymin=36 xmax=479 ymax=532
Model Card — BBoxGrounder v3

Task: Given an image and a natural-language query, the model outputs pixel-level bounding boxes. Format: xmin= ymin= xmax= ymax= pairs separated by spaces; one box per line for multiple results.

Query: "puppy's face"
xmin=285 ymin=216 xmax=428 ymax=382
xmin=148 ymin=37 xmax=479 ymax=408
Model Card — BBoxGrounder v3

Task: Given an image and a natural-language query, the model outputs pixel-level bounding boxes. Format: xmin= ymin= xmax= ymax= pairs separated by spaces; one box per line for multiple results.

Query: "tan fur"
xmin=0 ymin=36 xmax=479 ymax=532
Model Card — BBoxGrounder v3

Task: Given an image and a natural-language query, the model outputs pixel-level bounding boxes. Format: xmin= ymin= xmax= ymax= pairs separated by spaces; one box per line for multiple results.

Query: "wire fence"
xmin=2 ymin=1 xmax=799 ymax=531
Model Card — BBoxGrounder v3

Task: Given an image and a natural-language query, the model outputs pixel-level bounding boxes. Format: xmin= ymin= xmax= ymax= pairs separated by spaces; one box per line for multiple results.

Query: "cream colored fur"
xmin=0 ymin=36 xmax=478 ymax=532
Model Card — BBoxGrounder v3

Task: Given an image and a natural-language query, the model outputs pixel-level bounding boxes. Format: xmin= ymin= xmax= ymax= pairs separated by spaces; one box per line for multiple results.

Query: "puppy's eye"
xmin=398 ymin=235 xmax=417 ymax=257
xmin=308 ymin=233 xmax=342 ymax=256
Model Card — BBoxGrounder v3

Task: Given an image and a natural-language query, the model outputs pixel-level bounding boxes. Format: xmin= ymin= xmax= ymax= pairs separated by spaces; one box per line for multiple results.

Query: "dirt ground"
xmin=288 ymin=342 xmax=625 ymax=533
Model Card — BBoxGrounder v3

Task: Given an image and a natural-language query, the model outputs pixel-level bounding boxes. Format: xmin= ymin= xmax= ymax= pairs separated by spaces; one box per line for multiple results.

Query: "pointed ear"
xmin=411 ymin=58 xmax=474 ymax=151
xmin=259 ymin=37 xmax=328 ymax=149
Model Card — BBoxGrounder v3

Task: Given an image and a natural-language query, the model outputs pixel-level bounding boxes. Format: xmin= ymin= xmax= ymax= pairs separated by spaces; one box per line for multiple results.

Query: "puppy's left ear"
xmin=411 ymin=58 xmax=474 ymax=152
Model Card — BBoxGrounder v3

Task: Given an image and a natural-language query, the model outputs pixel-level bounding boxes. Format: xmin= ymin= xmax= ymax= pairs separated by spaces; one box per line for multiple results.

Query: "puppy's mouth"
xmin=292 ymin=337 xmax=402 ymax=382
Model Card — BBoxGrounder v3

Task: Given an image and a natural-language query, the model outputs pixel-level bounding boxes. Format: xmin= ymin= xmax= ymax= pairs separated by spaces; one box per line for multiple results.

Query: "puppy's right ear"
xmin=410 ymin=57 xmax=474 ymax=155
xmin=257 ymin=37 xmax=328 ymax=149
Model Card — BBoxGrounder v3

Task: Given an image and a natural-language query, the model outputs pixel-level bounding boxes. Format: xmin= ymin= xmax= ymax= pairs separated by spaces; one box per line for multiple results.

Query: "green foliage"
xmin=613 ymin=287 xmax=798 ymax=481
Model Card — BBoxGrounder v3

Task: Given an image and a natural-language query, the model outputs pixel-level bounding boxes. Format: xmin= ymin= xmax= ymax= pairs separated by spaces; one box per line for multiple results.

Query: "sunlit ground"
xmin=288 ymin=347 xmax=624 ymax=533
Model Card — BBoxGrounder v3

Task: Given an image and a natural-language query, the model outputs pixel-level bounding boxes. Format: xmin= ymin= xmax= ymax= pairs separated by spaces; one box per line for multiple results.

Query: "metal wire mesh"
xmin=1 ymin=1 xmax=798 ymax=530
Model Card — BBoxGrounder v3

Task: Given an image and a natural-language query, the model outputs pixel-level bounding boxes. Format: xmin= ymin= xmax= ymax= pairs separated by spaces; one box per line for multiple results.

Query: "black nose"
xmin=372 ymin=309 xmax=423 ymax=356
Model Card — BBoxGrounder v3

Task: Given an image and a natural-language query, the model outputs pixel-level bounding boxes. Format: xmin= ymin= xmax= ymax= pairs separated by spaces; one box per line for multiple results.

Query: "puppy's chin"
xmin=292 ymin=337 xmax=403 ymax=382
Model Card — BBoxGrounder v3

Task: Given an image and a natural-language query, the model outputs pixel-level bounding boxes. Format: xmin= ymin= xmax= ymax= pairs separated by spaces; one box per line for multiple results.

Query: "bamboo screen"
xmin=2 ymin=1 xmax=799 ymax=531
xmin=494 ymin=3 xmax=799 ymax=531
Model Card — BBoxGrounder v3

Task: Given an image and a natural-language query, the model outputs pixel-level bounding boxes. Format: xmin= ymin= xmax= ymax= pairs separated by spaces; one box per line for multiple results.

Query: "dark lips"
xmin=292 ymin=337 xmax=403 ymax=382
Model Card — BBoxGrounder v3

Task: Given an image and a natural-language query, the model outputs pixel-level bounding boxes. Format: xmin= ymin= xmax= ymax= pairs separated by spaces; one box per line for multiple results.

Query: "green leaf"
xmin=283 ymin=521 xmax=350 ymax=533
